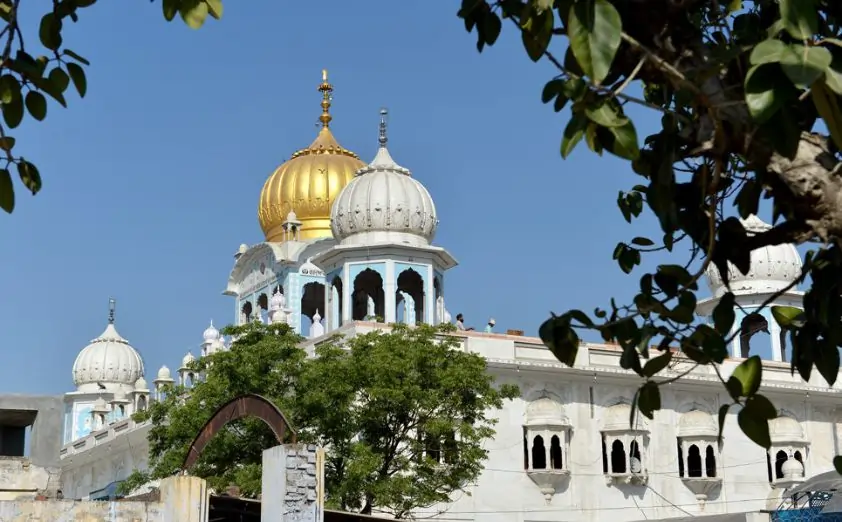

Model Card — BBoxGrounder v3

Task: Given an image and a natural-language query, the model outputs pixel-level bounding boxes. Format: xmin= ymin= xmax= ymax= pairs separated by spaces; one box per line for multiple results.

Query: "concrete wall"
xmin=0 ymin=394 xmax=63 ymax=468
xmin=262 ymin=444 xmax=325 ymax=522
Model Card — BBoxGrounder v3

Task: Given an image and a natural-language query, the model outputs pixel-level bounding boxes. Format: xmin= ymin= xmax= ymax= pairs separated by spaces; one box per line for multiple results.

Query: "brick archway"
xmin=182 ymin=394 xmax=297 ymax=471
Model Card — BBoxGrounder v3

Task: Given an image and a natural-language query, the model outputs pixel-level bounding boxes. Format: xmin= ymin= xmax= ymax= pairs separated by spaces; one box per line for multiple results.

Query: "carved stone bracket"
xmin=527 ymin=469 xmax=570 ymax=503
xmin=604 ymin=472 xmax=649 ymax=487
xmin=681 ymin=477 xmax=722 ymax=504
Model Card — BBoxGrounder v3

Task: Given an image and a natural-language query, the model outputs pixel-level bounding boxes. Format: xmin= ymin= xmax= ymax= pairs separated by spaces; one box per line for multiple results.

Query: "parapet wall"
xmin=0 ymin=499 xmax=159 ymax=521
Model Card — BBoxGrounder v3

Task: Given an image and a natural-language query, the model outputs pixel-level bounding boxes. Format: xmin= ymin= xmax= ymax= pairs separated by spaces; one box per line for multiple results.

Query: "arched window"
xmin=396 ymin=268 xmax=425 ymax=324
xmin=775 ymin=450 xmax=788 ymax=479
xmin=740 ymin=313 xmax=770 ymax=358
xmin=611 ymin=440 xmax=627 ymax=474
xmin=677 ymin=442 xmax=685 ymax=477
xmin=137 ymin=395 xmax=147 ymax=412
xmin=550 ymin=435 xmax=563 ymax=469
xmin=532 ymin=436 xmax=547 ymax=470
xmin=687 ymin=445 xmax=702 ymax=478
xmin=705 ymin=445 xmax=717 ymax=478
xmin=352 ymin=269 xmax=385 ymax=321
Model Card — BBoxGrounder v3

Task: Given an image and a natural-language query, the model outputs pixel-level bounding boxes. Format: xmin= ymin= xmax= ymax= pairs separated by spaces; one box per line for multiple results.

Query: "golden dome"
xmin=258 ymin=70 xmax=366 ymax=243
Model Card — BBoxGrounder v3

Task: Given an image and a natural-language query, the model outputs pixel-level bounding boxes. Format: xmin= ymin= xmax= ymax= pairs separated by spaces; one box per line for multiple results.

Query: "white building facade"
xmin=58 ymin=72 xmax=839 ymax=521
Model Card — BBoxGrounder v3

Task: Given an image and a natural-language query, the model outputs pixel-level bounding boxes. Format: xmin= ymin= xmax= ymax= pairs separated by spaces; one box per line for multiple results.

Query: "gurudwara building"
xmin=57 ymin=72 xmax=842 ymax=521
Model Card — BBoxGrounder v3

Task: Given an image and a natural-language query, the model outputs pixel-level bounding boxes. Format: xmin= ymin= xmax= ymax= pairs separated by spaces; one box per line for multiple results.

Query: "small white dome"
xmin=705 ymin=215 xmax=802 ymax=298
xmin=677 ymin=410 xmax=717 ymax=438
xmin=134 ymin=376 xmax=149 ymax=391
xmin=72 ymin=323 xmax=144 ymax=392
xmin=181 ymin=351 xmax=195 ymax=367
xmin=156 ymin=365 xmax=172 ymax=381
xmin=781 ymin=456 xmax=804 ymax=479
xmin=203 ymin=320 xmax=220 ymax=342
xmin=331 ymin=142 xmax=437 ymax=247
xmin=285 ymin=210 xmax=299 ymax=222
xmin=525 ymin=397 xmax=568 ymax=426
xmin=602 ymin=403 xmax=647 ymax=432
xmin=269 ymin=289 xmax=286 ymax=311
xmin=112 ymin=390 xmax=129 ymax=403
xmin=313 ymin=309 xmax=322 ymax=322
xmin=770 ymin=416 xmax=805 ymax=443
xmin=92 ymin=397 xmax=109 ymax=413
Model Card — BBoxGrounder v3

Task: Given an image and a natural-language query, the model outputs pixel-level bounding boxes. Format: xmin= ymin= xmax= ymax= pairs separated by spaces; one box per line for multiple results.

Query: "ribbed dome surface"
xmin=705 ymin=215 xmax=802 ymax=298
xmin=72 ymin=323 xmax=144 ymax=392
xmin=331 ymin=145 xmax=437 ymax=247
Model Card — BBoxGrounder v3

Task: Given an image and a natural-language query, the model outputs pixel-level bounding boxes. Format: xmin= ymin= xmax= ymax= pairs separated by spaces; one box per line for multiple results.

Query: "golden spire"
xmin=318 ymin=69 xmax=333 ymax=128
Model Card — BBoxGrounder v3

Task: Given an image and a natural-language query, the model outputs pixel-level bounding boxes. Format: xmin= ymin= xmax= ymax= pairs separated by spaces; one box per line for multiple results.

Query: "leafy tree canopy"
xmin=120 ymin=322 xmax=518 ymax=518
xmin=457 ymin=0 xmax=842 ymax=468
xmin=0 ymin=0 xmax=222 ymax=214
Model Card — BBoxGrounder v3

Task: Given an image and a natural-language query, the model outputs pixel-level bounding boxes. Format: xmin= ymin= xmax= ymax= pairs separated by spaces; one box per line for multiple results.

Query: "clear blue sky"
xmin=0 ymin=1 xmax=691 ymax=393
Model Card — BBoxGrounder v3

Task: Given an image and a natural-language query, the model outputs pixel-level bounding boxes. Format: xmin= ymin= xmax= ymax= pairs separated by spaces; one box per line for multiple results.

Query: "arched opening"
xmin=137 ymin=396 xmax=147 ymax=412
xmin=687 ymin=444 xmax=702 ymax=477
xmin=677 ymin=442 xmax=685 ymax=477
xmin=434 ymin=277 xmax=444 ymax=323
xmin=301 ymin=282 xmax=326 ymax=334
xmin=531 ymin=435 xmax=546 ymax=469
xmin=352 ymin=269 xmax=385 ymax=321
xmin=331 ymin=276 xmax=343 ymax=329
xmin=241 ymin=301 xmax=253 ymax=323
xmin=258 ymin=293 xmax=269 ymax=323
xmin=186 ymin=372 xmax=195 ymax=388
xmin=611 ymin=440 xmax=626 ymax=474
xmin=740 ymin=313 xmax=771 ymax=359
xmin=780 ymin=330 xmax=790 ymax=363
xmin=629 ymin=440 xmax=642 ymax=473
xmin=396 ymin=268 xmax=425 ymax=324
xmin=550 ymin=435 xmax=563 ymax=469
xmin=774 ymin=449 xmax=788 ymax=479
xmin=767 ymin=452 xmax=773 ymax=483
xmin=705 ymin=445 xmax=717 ymax=477
xmin=523 ymin=429 xmax=529 ymax=469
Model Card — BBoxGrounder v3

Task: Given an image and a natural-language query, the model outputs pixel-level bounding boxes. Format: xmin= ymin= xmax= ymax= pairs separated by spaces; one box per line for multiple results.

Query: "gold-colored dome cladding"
xmin=258 ymin=70 xmax=366 ymax=243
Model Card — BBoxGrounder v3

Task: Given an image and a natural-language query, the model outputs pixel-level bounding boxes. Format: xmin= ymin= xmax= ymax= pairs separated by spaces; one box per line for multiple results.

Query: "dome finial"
xmin=318 ymin=69 xmax=333 ymax=128
xmin=379 ymin=108 xmax=388 ymax=148
xmin=108 ymin=297 xmax=116 ymax=324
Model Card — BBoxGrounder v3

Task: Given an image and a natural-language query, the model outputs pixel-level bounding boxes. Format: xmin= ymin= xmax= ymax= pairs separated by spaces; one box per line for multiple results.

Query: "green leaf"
xmin=560 ymin=113 xmax=587 ymax=159
xmin=602 ymin=120 xmax=639 ymax=160
xmin=162 ymin=0 xmax=178 ymax=21
xmin=771 ymin=306 xmax=806 ymax=330
xmin=38 ymin=13 xmax=62 ymax=51
xmin=0 ymin=136 xmax=15 ymax=151
xmin=814 ymin=338 xmax=840 ymax=387
xmin=181 ymin=0 xmax=209 ymax=29
xmin=539 ymin=316 xmax=579 ymax=367
xmin=712 ymin=292 xmax=736 ymax=335
xmin=824 ymin=59 xmax=842 ymax=95
xmin=2 ymin=96 xmax=23 ymax=129
xmin=738 ymin=402 xmax=772 ymax=449
xmin=631 ymin=237 xmax=654 ymax=247
xmin=66 ymin=63 xmax=87 ymax=98
xmin=637 ymin=382 xmax=660 ymax=419
xmin=49 ymin=68 xmax=70 ymax=93
xmin=521 ymin=6 xmax=553 ymax=62
xmin=0 ymin=75 xmax=19 ymax=105
xmin=717 ymin=404 xmax=730 ymax=447
xmin=542 ymin=79 xmax=563 ymax=103
xmin=780 ymin=44 xmax=832 ymax=89
xmin=482 ymin=10 xmax=502 ymax=48
xmin=744 ymin=64 xmax=791 ymax=123
xmin=585 ymin=101 xmax=627 ymax=127
xmin=731 ymin=355 xmax=762 ymax=398
xmin=24 ymin=91 xmax=47 ymax=121
xmin=779 ymin=0 xmax=818 ymax=40
xmin=206 ymin=0 xmax=223 ymax=19
xmin=0 ymin=169 xmax=13 ymax=213
xmin=17 ymin=161 xmax=41 ymax=195
xmin=63 ymin=49 xmax=91 ymax=66
xmin=746 ymin=394 xmax=777 ymax=420
xmin=642 ymin=352 xmax=671 ymax=378
xmin=567 ymin=0 xmax=621 ymax=85
xmin=750 ymin=39 xmax=788 ymax=65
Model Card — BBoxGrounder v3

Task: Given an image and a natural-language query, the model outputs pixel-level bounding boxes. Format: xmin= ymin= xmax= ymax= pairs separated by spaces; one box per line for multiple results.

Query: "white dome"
xmin=782 ymin=456 xmax=804 ymax=479
xmin=72 ymin=323 xmax=144 ymax=392
xmin=705 ymin=215 xmax=802 ymax=298
xmin=525 ymin=397 xmax=569 ymax=426
xmin=92 ymin=397 xmax=109 ymax=413
xmin=770 ymin=416 xmax=805 ymax=443
xmin=331 ymin=136 xmax=437 ymax=247
xmin=677 ymin=410 xmax=717 ymax=438
xmin=112 ymin=390 xmax=129 ymax=403
xmin=181 ymin=351 xmax=195 ymax=367
xmin=134 ymin=376 xmax=149 ymax=391
xmin=156 ymin=365 xmax=172 ymax=381
xmin=203 ymin=321 xmax=220 ymax=342
xmin=269 ymin=289 xmax=286 ymax=311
